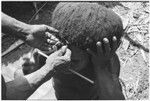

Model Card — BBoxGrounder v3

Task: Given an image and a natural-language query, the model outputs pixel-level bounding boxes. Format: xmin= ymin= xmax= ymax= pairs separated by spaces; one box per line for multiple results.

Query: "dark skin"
xmin=87 ymin=36 xmax=125 ymax=100
xmin=22 ymin=36 xmax=125 ymax=100
xmin=2 ymin=12 xmax=72 ymax=100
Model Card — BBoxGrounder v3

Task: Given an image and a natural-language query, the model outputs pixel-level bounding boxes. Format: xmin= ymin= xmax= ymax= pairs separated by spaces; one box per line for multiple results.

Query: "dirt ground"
xmin=1 ymin=1 xmax=149 ymax=100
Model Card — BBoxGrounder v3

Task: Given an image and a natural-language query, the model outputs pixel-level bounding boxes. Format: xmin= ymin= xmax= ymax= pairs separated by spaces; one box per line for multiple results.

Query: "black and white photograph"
xmin=1 ymin=0 xmax=149 ymax=100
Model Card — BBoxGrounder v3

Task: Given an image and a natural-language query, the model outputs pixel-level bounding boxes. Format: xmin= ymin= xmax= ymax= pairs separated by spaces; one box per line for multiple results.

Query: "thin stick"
xmin=2 ymin=39 xmax=24 ymax=57
xmin=28 ymin=2 xmax=47 ymax=23
xmin=37 ymin=49 xmax=94 ymax=85
xmin=68 ymin=69 xmax=94 ymax=84
xmin=37 ymin=49 xmax=49 ymax=58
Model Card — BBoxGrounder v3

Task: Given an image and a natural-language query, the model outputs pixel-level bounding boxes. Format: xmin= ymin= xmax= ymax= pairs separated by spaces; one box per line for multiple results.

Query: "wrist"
xmin=41 ymin=64 xmax=56 ymax=75
xmin=94 ymin=63 xmax=105 ymax=71
xmin=18 ymin=24 xmax=31 ymax=41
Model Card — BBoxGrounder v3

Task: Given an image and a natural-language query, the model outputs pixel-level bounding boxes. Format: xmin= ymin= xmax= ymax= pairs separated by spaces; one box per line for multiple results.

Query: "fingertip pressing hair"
xmin=51 ymin=2 xmax=123 ymax=51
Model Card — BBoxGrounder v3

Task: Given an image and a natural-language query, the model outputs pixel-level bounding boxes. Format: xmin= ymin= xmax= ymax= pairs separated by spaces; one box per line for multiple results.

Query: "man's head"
xmin=51 ymin=2 xmax=123 ymax=73
xmin=51 ymin=2 xmax=123 ymax=51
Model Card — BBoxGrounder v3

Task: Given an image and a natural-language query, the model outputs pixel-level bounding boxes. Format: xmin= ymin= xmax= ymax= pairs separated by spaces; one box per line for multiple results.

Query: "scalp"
xmin=51 ymin=2 xmax=123 ymax=50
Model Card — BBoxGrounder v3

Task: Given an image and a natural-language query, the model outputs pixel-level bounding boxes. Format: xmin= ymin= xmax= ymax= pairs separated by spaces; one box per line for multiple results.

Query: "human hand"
xmin=43 ymin=46 xmax=71 ymax=72
xmin=87 ymin=36 xmax=118 ymax=71
xmin=87 ymin=37 xmax=124 ymax=99
xmin=25 ymin=24 xmax=59 ymax=51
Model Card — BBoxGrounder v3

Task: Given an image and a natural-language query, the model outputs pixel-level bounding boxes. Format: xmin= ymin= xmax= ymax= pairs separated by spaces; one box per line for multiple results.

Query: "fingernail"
xmin=47 ymin=39 xmax=51 ymax=43
xmin=48 ymin=47 xmax=52 ymax=51
xmin=55 ymin=29 xmax=59 ymax=32
xmin=53 ymin=37 xmax=59 ymax=41
xmin=113 ymin=36 xmax=117 ymax=41
xmin=103 ymin=38 xmax=109 ymax=43
xmin=96 ymin=41 xmax=101 ymax=46
xmin=86 ymin=48 xmax=90 ymax=51
xmin=62 ymin=45 xmax=67 ymax=49
xmin=53 ymin=29 xmax=59 ymax=33
xmin=48 ymin=39 xmax=57 ymax=44
xmin=51 ymin=40 xmax=56 ymax=43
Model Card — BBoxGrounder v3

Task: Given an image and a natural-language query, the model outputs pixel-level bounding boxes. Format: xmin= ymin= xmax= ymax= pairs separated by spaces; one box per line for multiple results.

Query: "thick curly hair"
xmin=51 ymin=2 xmax=123 ymax=51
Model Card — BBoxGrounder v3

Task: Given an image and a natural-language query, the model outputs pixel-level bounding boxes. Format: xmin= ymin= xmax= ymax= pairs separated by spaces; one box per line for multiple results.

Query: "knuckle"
xmin=42 ymin=25 xmax=47 ymax=29
xmin=42 ymin=24 xmax=46 ymax=27
xmin=66 ymin=57 xmax=71 ymax=61
xmin=61 ymin=56 xmax=70 ymax=61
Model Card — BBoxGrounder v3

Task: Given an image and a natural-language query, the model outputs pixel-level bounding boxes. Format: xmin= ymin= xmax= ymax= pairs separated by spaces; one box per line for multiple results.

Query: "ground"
xmin=1 ymin=1 xmax=149 ymax=100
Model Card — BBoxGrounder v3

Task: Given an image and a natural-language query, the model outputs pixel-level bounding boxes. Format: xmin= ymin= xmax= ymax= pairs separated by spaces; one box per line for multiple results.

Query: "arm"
xmin=2 ymin=12 xmax=59 ymax=51
xmin=6 ymin=67 xmax=55 ymax=100
xmin=87 ymin=37 xmax=125 ymax=100
xmin=5 ymin=46 xmax=71 ymax=100
xmin=2 ymin=12 xmax=31 ymax=39
xmin=95 ymin=64 xmax=124 ymax=100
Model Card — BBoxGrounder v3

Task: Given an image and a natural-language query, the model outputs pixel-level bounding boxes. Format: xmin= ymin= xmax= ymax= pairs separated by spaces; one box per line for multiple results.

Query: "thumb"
xmin=63 ymin=48 xmax=71 ymax=57
xmin=55 ymin=46 xmax=67 ymax=56
xmin=46 ymin=25 xmax=59 ymax=33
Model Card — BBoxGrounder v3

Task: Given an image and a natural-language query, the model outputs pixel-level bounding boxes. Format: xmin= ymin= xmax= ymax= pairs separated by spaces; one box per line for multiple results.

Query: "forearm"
xmin=6 ymin=76 xmax=32 ymax=100
xmin=25 ymin=65 xmax=55 ymax=91
xmin=6 ymin=65 xmax=55 ymax=100
xmin=2 ymin=12 xmax=30 ymax=40
xmin=95 ymin=67 xmax=124 ymax=100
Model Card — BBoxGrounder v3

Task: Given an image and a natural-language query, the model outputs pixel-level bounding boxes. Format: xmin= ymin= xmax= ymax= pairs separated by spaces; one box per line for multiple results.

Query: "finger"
xmin=112 ymin=36 xmax=117 ymax=52
xmin=54 ymin=43 xmax=63 ymax=51
xmin=46 ymin=26 xmax=59 ymax=33
xmin=50 ymin=34 xmax=59 ymax=41
xmin=56 ymin=46 xmax=67 ymax=56
xmin=63 ymin=48 xmax=71 ymax=58
xmin=46 ymin=44 xmax=59 ymax=54
xmin=96 ymin=41 xmax=103 ymax=56
xmin=46 ymin=32 xmax=59 ymax=41
xmin=103 ymin=38 xmax=111 ymax=55
xmin=45 ymin=32 xmax=52 ymax=38
xmin=47 ymin=39 xmax=57 ymax=45
xmin=45 ymin=32 xmax=59 ymax=44
xmin=59 ymin=49 xmax=71 ymax=62
xmin=52 ymin=45 xmax=57 ymax=51
xmin=86 ymin=48 xmax=96 ymax=57
xmin=38 ymin=44 xmax=50 ymax=51
xmin=59 ymin=49 xmax=71 ymax=63
xmin=55 ymin=41 xmax=63 ymax=49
